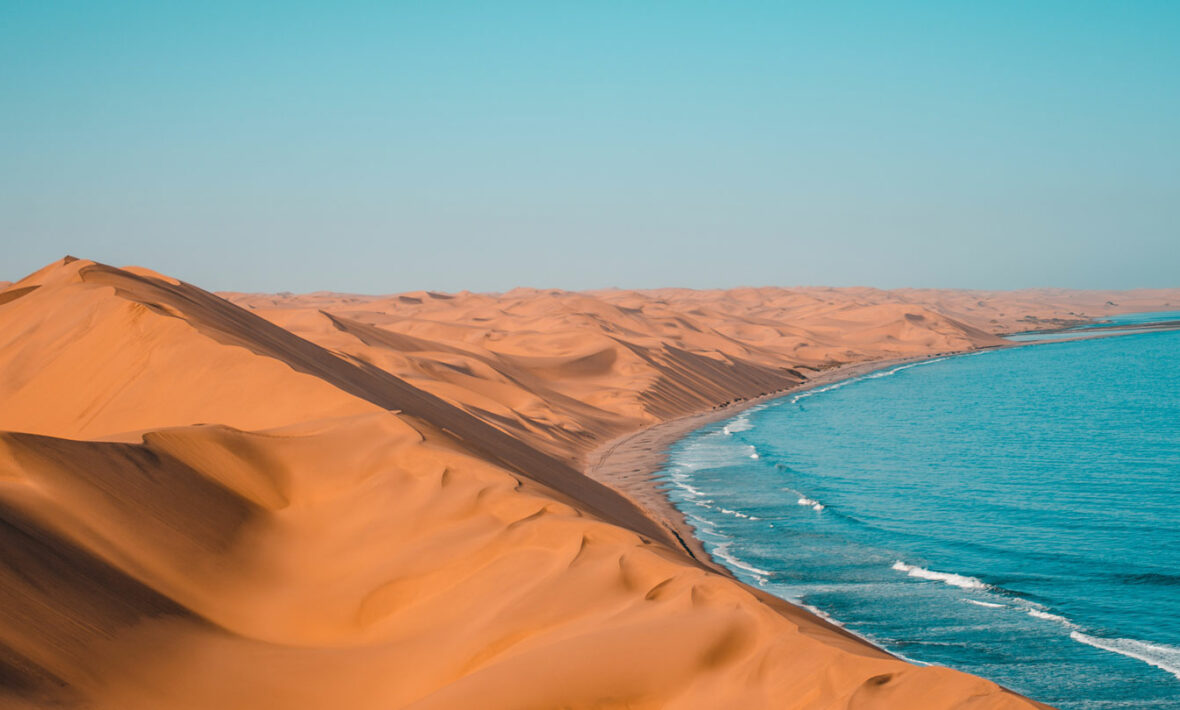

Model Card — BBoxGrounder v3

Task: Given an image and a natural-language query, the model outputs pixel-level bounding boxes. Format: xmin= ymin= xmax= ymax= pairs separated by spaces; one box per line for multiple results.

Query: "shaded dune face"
xmin=0 ymin=259 xmax=1138 ymax=709
xmin=0 ymin=260 xmax=670 ymax=547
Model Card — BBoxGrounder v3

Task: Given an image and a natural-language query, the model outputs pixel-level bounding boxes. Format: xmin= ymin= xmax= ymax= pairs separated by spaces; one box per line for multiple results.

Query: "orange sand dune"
xmin=7 ymin=258 xmax=1172 ymax=709
xmin=226 ymin=281 xmax=1177 ymax=466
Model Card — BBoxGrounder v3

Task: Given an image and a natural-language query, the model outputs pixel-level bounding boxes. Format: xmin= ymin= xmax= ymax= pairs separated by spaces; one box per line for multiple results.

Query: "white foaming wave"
xmin=882 ymin=554 xmax=1180 ymax=683
xmin=865 ymin=358 xmax=947 ymax=380
xmin=713 ymin=542 xmax=771 ymax=585
xmin=718 ymin=506 xmax=759 ymax=520
xmin=790 ymin=357 xmax=949 ymax=404
xmin=1070 ymin=632 xmax=1180 ymax=681
xmin=965 ymin=599 xmax=1006 ymax=609
xmin=673 ymin=436 xmax=762 ymax=472
xmin=722 ymin=415 xmax=754 ymax=436
xmin=962 ymin=596 xmax=1180 ymax=681
xmin=866 ymin=365 xmax=914 ymax=379
xmin=790 ymin=380 xmax=850 ymax=404
xmin=784 ymin=487 xmax=825 ymax=512
xmin=1026 ymin=608 xmax=1080 ymax=629
xmin=891 ymin=561 xmax=989 ymax=590
xmin=670 ymin=476 xmax=703 ymax=497
xmin=672 ymin=449 xmax=733 ymax=473
xmin=683 ymin=512 xmax=727 ymax=538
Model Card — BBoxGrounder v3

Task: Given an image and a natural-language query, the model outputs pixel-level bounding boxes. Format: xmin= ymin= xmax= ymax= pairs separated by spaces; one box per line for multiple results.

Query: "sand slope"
xmin=5 ymin=259 xmax=1170 ymax=709
xmin=225 ymin=283 xmax=1177 ymax=465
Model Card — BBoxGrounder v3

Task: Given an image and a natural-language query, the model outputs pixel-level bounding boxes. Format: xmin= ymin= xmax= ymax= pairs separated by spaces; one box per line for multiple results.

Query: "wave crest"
xmin=1070 ymin=632 xmax=1180 ymax=680
xmin=891 ymin=561 xmax=989 ymax=590
xmin=721 ymin=415 xmax=754 ymax=435
xmin=713 ymin=542 xmax=771 ymax=585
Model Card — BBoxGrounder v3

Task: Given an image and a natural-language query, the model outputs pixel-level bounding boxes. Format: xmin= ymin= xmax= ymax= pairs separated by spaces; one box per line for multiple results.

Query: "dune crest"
xmin=6 ymin=260 xmax=1172 ymax=709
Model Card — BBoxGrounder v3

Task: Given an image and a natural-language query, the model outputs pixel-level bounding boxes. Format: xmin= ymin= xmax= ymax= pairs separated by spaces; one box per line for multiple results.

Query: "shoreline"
xmin=583 ymin=317 xmax=1178 ymax=707
xmin=581 ymin=348 xmax=994 ymax=572
xmin=583 ymin=313 xmax=1180 ymax=573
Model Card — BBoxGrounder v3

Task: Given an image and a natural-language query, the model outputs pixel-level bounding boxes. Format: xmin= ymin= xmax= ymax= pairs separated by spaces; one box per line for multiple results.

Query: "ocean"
xmin=656 ymin=312 xmax=1180 ymax=708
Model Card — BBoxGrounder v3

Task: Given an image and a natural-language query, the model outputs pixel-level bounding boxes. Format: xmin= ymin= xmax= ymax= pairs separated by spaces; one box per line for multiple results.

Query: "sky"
xmin=2 ymin=1 xmax=1178 ymax=293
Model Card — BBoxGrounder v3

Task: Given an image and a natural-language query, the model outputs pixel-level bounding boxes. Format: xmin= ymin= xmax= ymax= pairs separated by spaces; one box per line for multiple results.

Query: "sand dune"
xmin=225 ymin=281 xmax=1176 ymax=465
xmin=5 ymin=258 xmax=1173 ymax=709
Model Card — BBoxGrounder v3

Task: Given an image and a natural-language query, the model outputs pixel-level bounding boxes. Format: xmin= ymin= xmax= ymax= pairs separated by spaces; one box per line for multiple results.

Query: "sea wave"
xmin=1026 ymin=608 xmax=1079 ymax=629
xmin=965 ymin=599 xmax=1005 ymax=609
xmin=941 ymin=584 xmax=1180 ymax=682
xmin=957 ymin=593 xmax=1180 ymax=682
xmin=718 ymin=506 xmax=759 ymax=520
xmin=865 ymin=358 xmax=946 ymax=380
xmin=713 ymin=542 xmax=771 ymax=585
xmin=722 ymin=415 xmax=754 ymax=435
xmin=790 ymin=357 xmax=948 ymax=404
xmin=796 ymin=496 xmax=824 ymax=512
xmin=891 ymin=561 xmax=989 ymax=590
xmin=790 ymin=380 xmax=850 ymax=404
xmin=672 ymin=435 xmax=760 ymax=472
xmin=1069 ymin=632 xmax=1180 ymax=681
xmin=1015 ymin=604 xmax=1180 ymax=680
xmin=682 ymin=512 xmax=727 ymax=539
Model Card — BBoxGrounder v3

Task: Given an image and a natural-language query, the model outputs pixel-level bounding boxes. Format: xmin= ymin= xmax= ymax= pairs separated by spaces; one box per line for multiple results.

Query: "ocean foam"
xmin=675 ymin=438 xmax=747 ymax=472
xmin=796 ymin=496 xmax=824 ymax=512
xmin=891 ymin=561 xmax=989 ymax=590
xmin=1070 ymin=632 xmax=1180 ymax=680
xmin=682 ymin=512 xmax=729 ymax=540
xmin=713 ymin=542 xmax=771 ymax=584
xmin=718 ymin=506 xmax=757 ymax=520
xmin=970 ymin=598 xmax=1180 ymax=681
xmin=790 ymin=357 xmax=948 ymax=404
xmin=965 ymin=599 xmax=1006 ymax=609
xmin=1026 ymin=608 xmax=1079 ymax=629
xmin=790 ymin=381 xmax=849 ymax=404
xmin=722 ymin=415 xmax=754 ymax=435
xmin=865 ymin=358 xmax=947 ymax=380
xmin=1008 ymin=600 xmax=1180 ymax=680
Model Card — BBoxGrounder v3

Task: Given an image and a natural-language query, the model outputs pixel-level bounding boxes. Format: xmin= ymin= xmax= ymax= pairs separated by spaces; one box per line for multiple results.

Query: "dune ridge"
xmin=4 ymin=258 xmax=1174 ymax=709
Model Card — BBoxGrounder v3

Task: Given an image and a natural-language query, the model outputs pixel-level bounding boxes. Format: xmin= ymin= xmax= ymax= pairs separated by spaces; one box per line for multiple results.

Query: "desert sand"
xmin=3 ymin=257 xmax=1177 ymax=709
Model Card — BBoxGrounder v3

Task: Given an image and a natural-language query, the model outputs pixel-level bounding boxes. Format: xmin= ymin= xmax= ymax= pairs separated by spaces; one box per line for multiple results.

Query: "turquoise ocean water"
xmin=657 ymin=313 xmax=1180 ymax=708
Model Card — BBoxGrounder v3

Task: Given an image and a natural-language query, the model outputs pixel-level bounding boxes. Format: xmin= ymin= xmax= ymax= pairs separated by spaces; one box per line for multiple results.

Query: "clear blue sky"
xmin=3 ymin=2 xmax=1177 ymax=293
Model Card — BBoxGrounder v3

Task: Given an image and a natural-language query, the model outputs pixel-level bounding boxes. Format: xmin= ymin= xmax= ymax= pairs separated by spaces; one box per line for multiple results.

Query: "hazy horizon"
xmin=3 ymin=2 xmax=1178 ymax=293
xmin=11 ymin=254 xmax=1180 ymax=297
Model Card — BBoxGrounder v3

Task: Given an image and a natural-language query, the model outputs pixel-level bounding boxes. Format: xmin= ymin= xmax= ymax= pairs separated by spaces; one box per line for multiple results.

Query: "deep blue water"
xmin=657 ymin=313 xmax=1180 ymax=709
